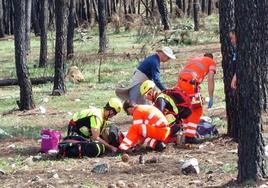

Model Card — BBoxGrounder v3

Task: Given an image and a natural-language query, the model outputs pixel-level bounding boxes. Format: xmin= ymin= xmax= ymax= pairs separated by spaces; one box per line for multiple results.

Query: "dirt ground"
xmin=1 ymin=43 xmax=268 ymax=188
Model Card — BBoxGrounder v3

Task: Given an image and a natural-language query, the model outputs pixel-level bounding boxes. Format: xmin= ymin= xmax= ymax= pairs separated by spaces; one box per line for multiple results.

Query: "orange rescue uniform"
xmin=119 ymin=105 xmax=170 ymax=151
xmin=177 ymin=57 xmax=216 ymax=138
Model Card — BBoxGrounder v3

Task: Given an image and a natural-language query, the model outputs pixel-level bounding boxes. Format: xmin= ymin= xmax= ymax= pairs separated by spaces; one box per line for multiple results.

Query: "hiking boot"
xmin=184 ymin=137 xmax=201 ymax=144
xmin=154 ymin=141 xmax=166 ymax=152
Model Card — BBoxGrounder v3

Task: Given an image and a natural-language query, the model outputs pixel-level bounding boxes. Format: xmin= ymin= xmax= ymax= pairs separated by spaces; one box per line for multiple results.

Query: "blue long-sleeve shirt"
xmin=137 ymin=54 xmax=166 ymax=91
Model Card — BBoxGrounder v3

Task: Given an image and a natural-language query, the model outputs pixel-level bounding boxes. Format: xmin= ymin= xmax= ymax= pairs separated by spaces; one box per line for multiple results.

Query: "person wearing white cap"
xmin=116 ymin=46 xmax=176 ymax=104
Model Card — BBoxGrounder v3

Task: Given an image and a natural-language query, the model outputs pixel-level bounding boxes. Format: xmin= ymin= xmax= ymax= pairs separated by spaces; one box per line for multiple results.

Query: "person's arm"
xmin=231 ymin=73 xmax=237 ymax=89
xmin=151 ymin=63 xmax=166 ymax=91
xmin=90 ymin=117 xmax=118 ymax=152
xmin=207 ymin=71 xmax=215 ymax=108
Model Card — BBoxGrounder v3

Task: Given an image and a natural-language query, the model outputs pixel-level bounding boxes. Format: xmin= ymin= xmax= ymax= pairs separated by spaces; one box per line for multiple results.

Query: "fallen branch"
xmin=0 ymin=76 xmax=54 ymax=86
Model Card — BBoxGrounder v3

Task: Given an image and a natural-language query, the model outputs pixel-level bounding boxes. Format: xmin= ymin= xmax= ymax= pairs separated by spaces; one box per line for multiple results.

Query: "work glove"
xmin=208 ymin=97 xmax=213 ymax=108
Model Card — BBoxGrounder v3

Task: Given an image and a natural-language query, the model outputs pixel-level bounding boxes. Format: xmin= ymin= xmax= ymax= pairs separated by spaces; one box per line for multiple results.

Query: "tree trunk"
xmin=182 ymin=0 xmax=186 ymax=13
xmin=31 ymin=0 xmax=40 ymax=36
xmin=39 ymin=0 xmax=48 ymax=67
xmin=187 ymin=0 xmax=193 ymax=17
xmin=193 ymin=0 xmax=199 ymax=31
xmin=235 ymin=0 xmax=267 ymax=183
xmin=53 ymin=0 xmax=69 ymax=95
xmin=13 ymin=0 xmax=35 ymax=110
xmin=156 ymin=0 xmax=170 ymax=30
xmin=201 ymin=0 xmax=206 ymax=13
xmin=207 ymin=0 xmax=212 ymax=15
xmin=176 ymin=0 xmax=182 ymax=9
xmin=25 ymin=0 xmax=31 ymax=55
xmin=0 ymin=0 xmax=5 ymax=37
xmin=67 ymin=0 xmax=76 ymax=59
xmin=98 ymin=0 xmax=107 ymax=53
xmin=219 ymin=0 xmax=238 ymax=141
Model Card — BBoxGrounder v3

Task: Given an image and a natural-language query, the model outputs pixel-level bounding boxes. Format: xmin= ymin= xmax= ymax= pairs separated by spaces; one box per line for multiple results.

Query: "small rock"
xmin=31 ymin=175 xmax=42 ymax=182
xmin=189 ymin=180 xmax=202 ymax=186
xmin=0 ymin=169 xmax=5 ymax=175
xmin=52 ymin=173 xmax=59 ymax=179
xmin=75 ymin=99 xmax=81 ymax=102
xmin=32 ymin=155 xmax=42 ymax=161
xmin=42 ymin=97 xmax=49 ymax=103
xmin=116 ymin=180 xmax=126 ymax=188
xmin=181 ymin=158 xmax=200 ymax=175
xmin=216 ymin=161 xmax=224 ymax=165
xmin=24 ymin=156 xmax=34 ymax=166
xmin=145 ymin=156 xmax=157 ymax=164
xmin=11 ymin=163 xmax=16 ymax=168
xmin=128 ymin=182 xmax=138 ymax=187
xmin=39 ymin=106 xmax=46 ymax=113
xmin=91 ymin=163 xmax=109 ymax=174
xmin=259 ymin=184 xmax=268 ymax=188
xmin=107 ymin=183 xmax=117 ymax=188
xmin=67 ymin=112 xmax=73 ymax=116
xmin=227 ymin=149 xmax=238 ymax=154
xmin=7 ymin=144 xmax=16 ymax=149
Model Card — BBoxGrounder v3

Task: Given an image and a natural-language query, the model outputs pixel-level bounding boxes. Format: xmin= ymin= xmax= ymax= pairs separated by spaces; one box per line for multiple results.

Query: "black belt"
xmin=179 ymin=78 xmax=197 ymax=85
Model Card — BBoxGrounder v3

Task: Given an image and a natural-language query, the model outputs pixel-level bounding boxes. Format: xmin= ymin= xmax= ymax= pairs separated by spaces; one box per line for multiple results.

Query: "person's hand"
xmin=208 ymin=97 xmax=213 ymax=108
xmin=231 ymin=74 xmax=237 ymax=89
xmin=110 ymin=146 xmax=118 ymax=153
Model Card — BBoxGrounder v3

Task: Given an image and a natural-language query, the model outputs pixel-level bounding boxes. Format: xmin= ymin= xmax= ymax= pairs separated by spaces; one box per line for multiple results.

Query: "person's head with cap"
xmin=156 ymin=46 xmax=176 ymax=62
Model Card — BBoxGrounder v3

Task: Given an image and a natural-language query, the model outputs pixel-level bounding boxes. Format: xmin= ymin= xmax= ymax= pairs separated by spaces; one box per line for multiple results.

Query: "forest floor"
xmin=0 ymin=39 xmax=268 ymax=188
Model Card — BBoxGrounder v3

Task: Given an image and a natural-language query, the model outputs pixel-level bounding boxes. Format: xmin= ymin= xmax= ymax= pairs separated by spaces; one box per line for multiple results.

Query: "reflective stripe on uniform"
xmin=149 ymin=139 xmax=157 ymax=148
xmin=133 ymin=119 xmax=143 ymax=125
xmin=96 ymin=144 xmax=101 ymax=156
xmin=123 ymin=137 xmax=133 ymax=145
xmin=187 ymin=61 xmax=206 ymax=71
xmin=180 ymin=69 xmax=198 ymax=79
xmin=186 ymin=122 xmax=197 ymax=129
xmin=143 ymin=138 xmax=151 ymax=145
xmin=148 ymin=110 xmax=157 ymax=119
xmin=142 ymin=124 xmax=147 ymax=137
xmin=119 ymin=143 xmax=129 ymax=150
xmin=157 ymin=93 xmax=179 ymax=114
xmin=184 ymin=129 xmax=196 ymax=134
xmin=155 ymin=117 xmax=166 ymax=126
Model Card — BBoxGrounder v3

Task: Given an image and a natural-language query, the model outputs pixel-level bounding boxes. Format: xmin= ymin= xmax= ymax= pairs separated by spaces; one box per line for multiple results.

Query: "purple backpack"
xmin=40 ymin=129 xmax=61 ymax=153
xmin=196 ymin=122 xmax=218 ymax=139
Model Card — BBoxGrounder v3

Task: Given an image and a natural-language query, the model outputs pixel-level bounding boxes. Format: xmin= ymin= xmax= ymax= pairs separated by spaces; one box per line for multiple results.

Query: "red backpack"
xmin=162 ymin=88 xmax=191 ymax=109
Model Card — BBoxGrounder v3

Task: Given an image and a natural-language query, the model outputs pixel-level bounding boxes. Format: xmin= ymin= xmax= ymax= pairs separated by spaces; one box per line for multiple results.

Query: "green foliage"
xmin=222 ymin=163 xmax=237 ymax=173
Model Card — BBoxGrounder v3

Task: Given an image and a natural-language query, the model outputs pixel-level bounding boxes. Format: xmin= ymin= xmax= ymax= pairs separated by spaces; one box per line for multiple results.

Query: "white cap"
xmin=161 ymin=46 xmax=176 ymax=59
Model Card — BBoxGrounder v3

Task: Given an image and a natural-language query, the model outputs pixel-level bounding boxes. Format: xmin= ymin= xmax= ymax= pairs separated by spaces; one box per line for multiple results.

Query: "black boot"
xmin=184 ymin=137 xmax=201 ymax=144
xmin=155 ymin=141 xmax=166 ymax=152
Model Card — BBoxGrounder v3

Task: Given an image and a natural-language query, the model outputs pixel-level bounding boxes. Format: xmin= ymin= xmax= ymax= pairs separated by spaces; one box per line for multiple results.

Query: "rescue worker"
xmin=177 ymin=53 xmax=216 ymax=144
xmin=115 ymin=47 xmax=176 ymax=104
xmin=118 ymin=101 xmax=171 ymax=152
xmin=140 ymin=80 xmax=192 ymax=136
xmin=67 ymin=98 xmax=123 ymax=152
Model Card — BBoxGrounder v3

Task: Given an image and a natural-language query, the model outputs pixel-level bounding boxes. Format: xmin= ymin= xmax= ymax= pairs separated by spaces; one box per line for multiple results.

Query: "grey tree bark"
xmin=13 ymin=0 xmax=35 ymax=110
xmin=98 ymin=0 xmax=107 ymax=53
xmin=219 ymin=0 xmax=239 ymax=141
xmin=67 ymin=0 xmax=76 ymax=59
xmin=235 ymin=0 xmax=267 ymax=183
xmin=0 ymin=0 xmax=5 ymax=37
xmin=53 ymin=0 xmax=69 ymax=95
xmin=156 ymin=0 xmax=170 ymax=30
xmin=193 ymin=0 xmax=200 ymax=31
xmin=39 ymin=0 xmax=48 ymax=67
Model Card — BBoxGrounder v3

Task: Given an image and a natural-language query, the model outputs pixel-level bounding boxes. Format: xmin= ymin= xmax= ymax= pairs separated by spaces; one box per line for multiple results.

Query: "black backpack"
xmin=57 ymin=136 xmax=105 ymax=159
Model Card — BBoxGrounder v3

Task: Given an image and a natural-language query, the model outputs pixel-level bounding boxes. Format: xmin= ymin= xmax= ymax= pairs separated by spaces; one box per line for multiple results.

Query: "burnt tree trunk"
xmin=0 ymin=0 xmax=5 ymax=37
xmin=182 ymin=0 xmax=186 ymax=13
xmin=53 ymin=0 xmax=69 ymax=95
xmin=13 ymin=0 xmax=35 ymax=110
xmin=207 ymin=0 xmax=212 ymax=15
xmin=176 ymin=0 xmax=183 ymax=9
xmin=31 ymin=0 xmax=40 ymax=36
xmin=25 ymin=0 xmax=31 ymax=54
xmin=201 ymin=0 xmax=206 ymax=14
xmin=235 ymin=0 xmax=267 ymax=183
xmin=193 ymin=0 xmax=200 ymax=31
xmin=67 ymin=0 xmax=76 ymax=59
xmin=39 ymin=0 xmax=48 ymax=67
xmin=0 ymin=77 xmax=54 ymax=86
xmin=156 ymin=0 xmax=170 ymax=30
xmin=98 ymin=0 xmax=107 ymax=53
xmin=187 ymin=0 xmax=193 ymax=17
xmin=219 ymin=0 xmax=239 ymax=141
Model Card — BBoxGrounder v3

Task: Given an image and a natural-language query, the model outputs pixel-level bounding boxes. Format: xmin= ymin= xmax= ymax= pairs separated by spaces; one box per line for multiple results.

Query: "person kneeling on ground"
xmin=140 ymin=80 xmax=192 ymax=142
xmin=67 ymin=98 xmax=122 ymax=153
xmin=118 ymin=101 xmax=175 ymax=152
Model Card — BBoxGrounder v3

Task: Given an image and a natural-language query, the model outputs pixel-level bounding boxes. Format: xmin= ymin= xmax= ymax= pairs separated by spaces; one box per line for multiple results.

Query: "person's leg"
xmin=129 ymin=83 xmax=146 ymax=104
